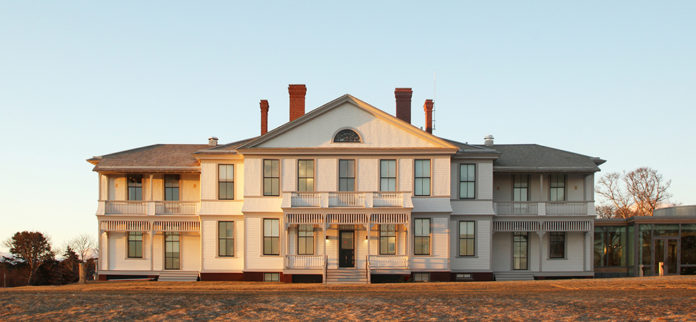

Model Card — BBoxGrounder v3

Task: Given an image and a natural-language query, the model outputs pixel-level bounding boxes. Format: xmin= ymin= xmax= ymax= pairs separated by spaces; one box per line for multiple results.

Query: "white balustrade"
xmin=329 ymin=192 xmax=364 ymax=207
xmin=494 ymin=202 xmax=539 ymax=216
xmin=155 ymin=201 xmax=200 ymax=215
xmin=368 ymin=255 xmax=409 ymax=269
xmin=291 ymin=192 xmax=321 ymax=207
xmin=373 ymin=192 xmax=404 ymax=207
xmin=104 ymin=201 xmax=146 ymax=215
xmin=286 ymin=255 xmax=325 ymax=269
xmin=545 ymin=202 xmax=589 ymax=216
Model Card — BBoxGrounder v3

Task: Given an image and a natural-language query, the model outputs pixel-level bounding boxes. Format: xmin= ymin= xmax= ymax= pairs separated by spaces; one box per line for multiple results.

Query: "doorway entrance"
xmin=339 ymin=230 xmax=355 ymax=268
xmin=653 ymin=238 xmax=679 ymax=275
xmin=164 ymin=233 xmax=180 ymax=270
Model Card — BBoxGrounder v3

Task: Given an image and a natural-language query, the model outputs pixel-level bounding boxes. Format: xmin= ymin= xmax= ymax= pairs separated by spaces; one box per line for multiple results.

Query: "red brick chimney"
xmin=288 ymin=84 xmax=307 ymax=122
xmin=423 ymin=99 xmax=434 ymax=134
xmin=260 ymin=99 xmax=270 ymax=135
xmin=394 ymin=88 xmax=413 ymax=124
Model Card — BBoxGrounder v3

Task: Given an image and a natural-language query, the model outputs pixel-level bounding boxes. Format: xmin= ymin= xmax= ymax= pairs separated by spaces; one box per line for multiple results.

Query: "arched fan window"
xmin=333 ymin=129 xmax=361 ymax=143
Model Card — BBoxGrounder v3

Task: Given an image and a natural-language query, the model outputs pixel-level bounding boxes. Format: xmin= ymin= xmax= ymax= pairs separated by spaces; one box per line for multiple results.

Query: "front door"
xmin=164 ymin=233 xmax=180 ymax=270
xmin=339 ymin=230 xmax=355 ymax=268
xmin=654 ymin=238 xmax=679 ymax=275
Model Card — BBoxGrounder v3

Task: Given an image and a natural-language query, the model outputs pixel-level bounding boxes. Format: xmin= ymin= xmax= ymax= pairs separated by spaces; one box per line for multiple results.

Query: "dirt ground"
xmin=1 ymin=276 xmax=695 ymax=320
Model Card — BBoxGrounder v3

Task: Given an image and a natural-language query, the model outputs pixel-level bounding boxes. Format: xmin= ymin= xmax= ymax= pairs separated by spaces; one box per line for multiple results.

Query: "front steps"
xmin=326 ymin=269 xmax=368 ymax=284
xmin=494 ymin=272 xmax=535 ymax=281
xmin=158 ymin=271 xmax=199 ymax=281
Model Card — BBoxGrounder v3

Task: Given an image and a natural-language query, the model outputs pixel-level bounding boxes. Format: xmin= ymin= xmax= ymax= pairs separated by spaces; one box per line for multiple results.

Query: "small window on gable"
xmin=333 ymin=129 xmax=361 ymax=143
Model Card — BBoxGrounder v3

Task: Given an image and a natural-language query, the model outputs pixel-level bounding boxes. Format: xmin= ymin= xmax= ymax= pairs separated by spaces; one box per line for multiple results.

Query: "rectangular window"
xmin=459 ymin=221 xmax=475 ymax=256
xmin=513 ymin=175 xmax=530 ymax=214
xmin=413 ymin=272 xmax=430 ymax=282
xmin=263 ymin=218 xmax=280 ymax=255
xmin=549 ymin=175 xmax=566 ymax=201
xmin=218 ymin=221 xmax=234 ymax=257
xmin=338 ymin=159 xmax=355 ymax=191
xmin=218 ymin=164 xmax=234 ymax=200
xmin=549 ymin=232 xmax=565 ymax=259
xmin=380 ymin=159 xmax=397 ymax=192
xmin=263 ymin=272 xmax=280 ymax=282
xmin=513 ymin=232 xmax=529 ymax=270
xmin=297 ymin=224 xmax=314 ymax=255
xmin=127 ymin=175 xmax=143 ymax=201
xmin=127 ymin=231 xmax=143 ymax=258
xmin=263 ymin=159 xmax=280 ymax=196
xmin=459 ymin=164 xmax=476 ymax=199
xmin=379 ymin=224 xmax=396 ymax=255
xmin=513 ymin=175 xmax=529 ymax=201
xmin=414 ymin=159 xmax=431 ymax=196
xmin=414 ymin=218 xmax=431 ymax=255
xmin=164 ymin=175 xmax=180 ymax=201
xmin=297 ymin=160 xmax=314 ymax=192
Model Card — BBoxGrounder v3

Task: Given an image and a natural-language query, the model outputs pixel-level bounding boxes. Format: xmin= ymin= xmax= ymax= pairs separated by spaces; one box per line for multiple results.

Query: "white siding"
xmin=410 ymin=215 xmax=449 ymax=271
xmin=282 ymin=158 xmax=295 ymax=192
xmin=317 ymin=158 xmax=336 ymax=191
xmin=201 ymin=218 xmax=244 ymax=272
xmin=244 ymin=214 xmax=283 ymax=271
xmin=358 ymin=158 xmax=378 ymax=191
xmin=432 ymin=156 xmax=450 ymax=196
xmin=398 ymin=158 xmax=412 ymax=192
xmin=449 ymin=217 xmax=492 ymax=271
xmin=107 ymin=232 xmax=151 ymax=271
xmin=244 ymin=158 xmax=262 ymax=197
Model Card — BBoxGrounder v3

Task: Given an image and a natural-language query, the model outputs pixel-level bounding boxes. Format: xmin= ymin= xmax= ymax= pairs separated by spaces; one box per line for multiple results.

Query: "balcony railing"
xmin=494 ymin=201 xmax=591 ymax=216
xmin=155 ymin=201 xmax=200 ymax=215
xmin=286 ymin=255 xmax=325 ymax=269
xmin=368 ymin=255 xmax=409 ymax=269
xmin=329 ymin=192 xmax=365 ymax=207
xmin=285 ymin=192 xmax=412 ymax=208
xmin=104 ymin=201 xmax=146 ymax=215
xmin=102 ymin=201 xmax=200 ymax=216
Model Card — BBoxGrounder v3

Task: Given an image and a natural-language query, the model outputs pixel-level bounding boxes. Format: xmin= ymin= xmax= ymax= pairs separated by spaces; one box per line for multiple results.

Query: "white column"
xmin=102 ymin=231 xmax=109 ymax=271
xmin=150 ymin=230 xmax=155 ymax=271
xmin=537 ymin=231 xmax=545 ymax=273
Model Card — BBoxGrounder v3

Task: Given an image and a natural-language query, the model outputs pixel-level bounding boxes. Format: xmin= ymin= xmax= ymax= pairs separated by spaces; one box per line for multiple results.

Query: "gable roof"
xmin=88 ymin=144 xmax=209 ymax=173
xmin=483 ymin=144 xmax=605 ymax=173
xmin=237 ymin=94 xmax=458 ymax=151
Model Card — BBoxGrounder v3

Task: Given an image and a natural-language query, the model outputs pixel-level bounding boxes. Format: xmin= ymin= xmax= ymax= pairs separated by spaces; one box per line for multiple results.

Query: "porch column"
xmin=366 ymin=223 xmax=371 ymax=266
xmin=97 ymin=228 xmax=102 ymax=275
xmin=150 ymin=230 xmax=155 ymax=271
xmin=101 ymin=231 xmax=109 ymax=271
xmin=407 ymin=215 xmax=413 ymax=258
xmin=537 ymin=230 xmax=546 ymax=272
xmin=539 ymin=174 xmax=544 ymax=201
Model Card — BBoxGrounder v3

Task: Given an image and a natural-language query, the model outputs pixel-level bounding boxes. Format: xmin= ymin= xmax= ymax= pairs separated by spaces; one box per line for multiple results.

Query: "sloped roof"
xmin=88 ymin=144 xmax=209 ymax=173
xmin=194 ymin=137 xmax=256 ymax=154
xmin=238 ymin=94 xmax=458 ymax=151
xmin=483 ymin=144 xmax=605 ymax=173
xmin=440 ymin=138 xmax=500 ymax=156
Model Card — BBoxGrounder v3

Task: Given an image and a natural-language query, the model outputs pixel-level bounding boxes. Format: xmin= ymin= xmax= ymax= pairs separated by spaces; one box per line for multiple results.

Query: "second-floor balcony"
xmin=283 ymin=191 xmax=413 ymax=209
xmin=101 ymin=200 xmax=200 ymax=216
xmin=494 ymin=201 xmax=593 ymax=216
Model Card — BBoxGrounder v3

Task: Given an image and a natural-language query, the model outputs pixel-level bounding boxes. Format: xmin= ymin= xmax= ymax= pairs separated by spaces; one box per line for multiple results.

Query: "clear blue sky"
xmin=1 ymin=1 xmax=694 ymax=252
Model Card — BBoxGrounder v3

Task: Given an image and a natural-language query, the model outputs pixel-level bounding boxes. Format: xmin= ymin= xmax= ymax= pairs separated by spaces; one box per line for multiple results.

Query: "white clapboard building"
xmin=88 ymin=85 xmax=604 ymax=283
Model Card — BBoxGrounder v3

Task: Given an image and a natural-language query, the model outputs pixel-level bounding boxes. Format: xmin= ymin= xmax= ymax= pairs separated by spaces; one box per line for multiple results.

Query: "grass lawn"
xmin=1 ymin=276 xmax=695 ymax=320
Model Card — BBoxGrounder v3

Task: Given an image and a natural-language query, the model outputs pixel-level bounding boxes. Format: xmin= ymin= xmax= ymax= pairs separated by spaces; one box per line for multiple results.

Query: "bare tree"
xmin=596 ymin=167 xmax=672 ymax=218
xmin=68 ymin=234 xmax=96 ymax=262
xmin=4 ymin=231 xmax=54 ymax=285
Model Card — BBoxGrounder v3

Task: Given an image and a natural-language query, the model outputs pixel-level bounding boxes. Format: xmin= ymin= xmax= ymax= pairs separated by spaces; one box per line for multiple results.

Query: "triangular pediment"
xmin=238 ymin=95 xmax=457 ymax=151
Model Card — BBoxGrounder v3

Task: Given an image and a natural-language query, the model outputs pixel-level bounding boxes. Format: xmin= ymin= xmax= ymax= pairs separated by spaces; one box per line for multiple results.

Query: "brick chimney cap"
xmin=395 ymin=88 xmax=413 ymax=93
xmin=288 ymin=84 xmax=307 ymax=94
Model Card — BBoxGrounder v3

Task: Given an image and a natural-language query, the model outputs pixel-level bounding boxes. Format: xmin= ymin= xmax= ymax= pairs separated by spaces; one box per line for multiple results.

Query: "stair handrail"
xmin=324 ymin=254 xmax=328 ymax=284
xmin=366 ymin=255 xmax=370 ymax=284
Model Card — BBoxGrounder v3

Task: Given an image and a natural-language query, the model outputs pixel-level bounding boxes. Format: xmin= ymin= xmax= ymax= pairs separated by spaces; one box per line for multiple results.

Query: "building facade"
xmin=88 ymin=85 xmax=604 ymax=282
